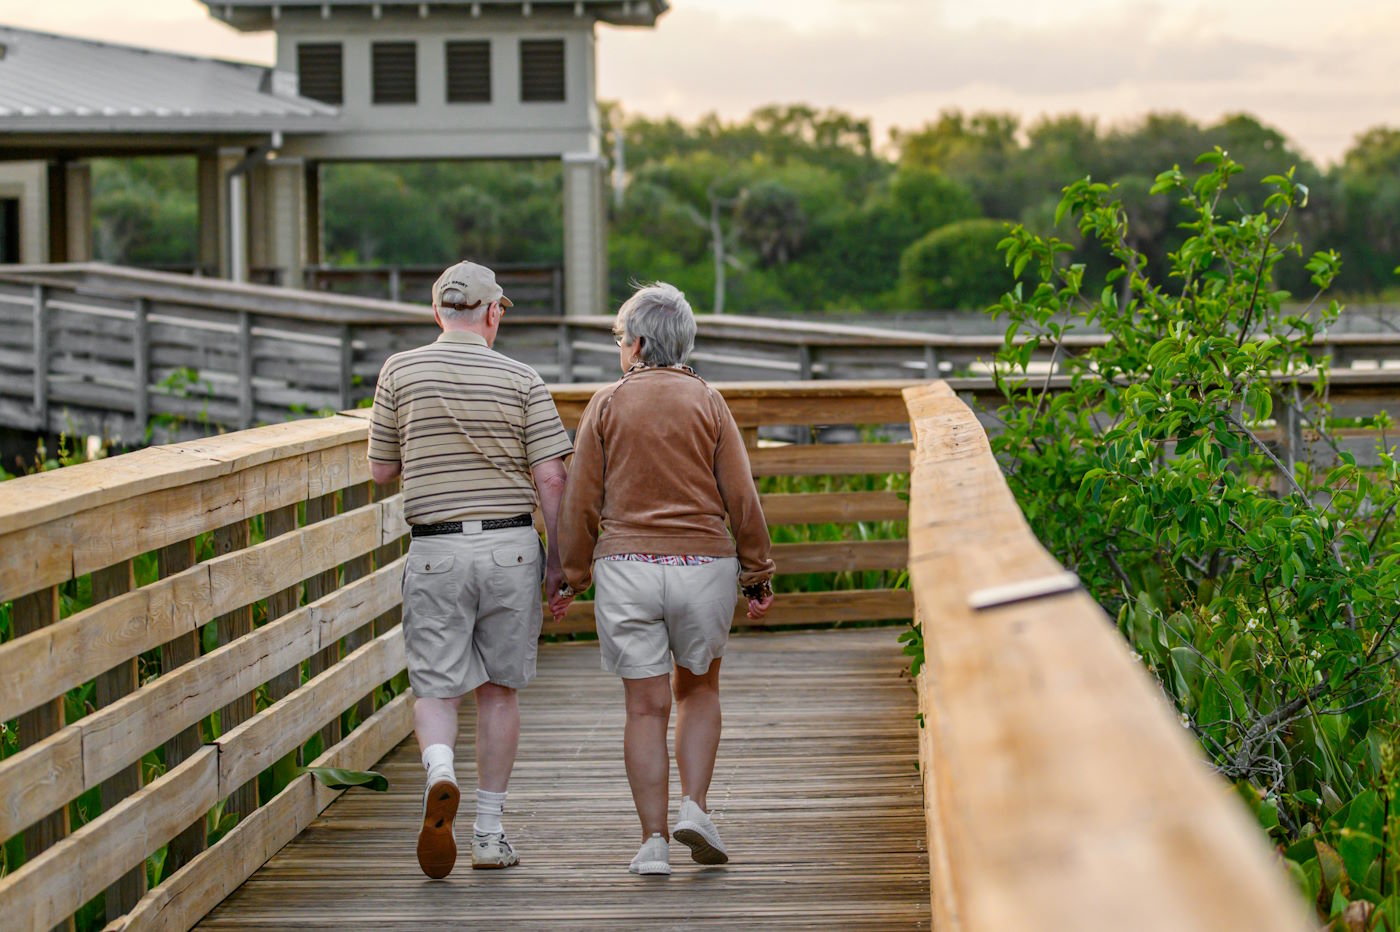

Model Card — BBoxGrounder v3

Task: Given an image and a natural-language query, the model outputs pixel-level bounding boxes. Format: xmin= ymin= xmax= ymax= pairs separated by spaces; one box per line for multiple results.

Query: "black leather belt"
xmin=411 ymin=514 xmax=534 ymax=537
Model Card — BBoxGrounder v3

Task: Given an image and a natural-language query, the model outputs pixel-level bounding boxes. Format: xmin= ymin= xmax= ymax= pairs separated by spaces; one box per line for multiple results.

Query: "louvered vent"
xmin=520 ymin=39 xmax=565 ymax=103
xmin=372 ymin=42 xmax=418 ymax=105
xmin=446 ymin=40 xmax=492 ymax=103
xmin=297 ymin=43 xmax=343 ymax=105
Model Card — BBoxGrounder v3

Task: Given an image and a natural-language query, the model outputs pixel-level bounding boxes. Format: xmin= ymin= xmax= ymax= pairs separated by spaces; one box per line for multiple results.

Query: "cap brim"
xmin=499 ymin=295 xmax=514 ymax=308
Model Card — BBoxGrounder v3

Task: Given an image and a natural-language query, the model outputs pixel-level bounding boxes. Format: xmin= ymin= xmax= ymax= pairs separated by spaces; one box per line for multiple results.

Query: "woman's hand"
xmin=746 ymin=592 xmax=774 ymax=620
xmin=548 ymin=589 xmax=575 ymax=623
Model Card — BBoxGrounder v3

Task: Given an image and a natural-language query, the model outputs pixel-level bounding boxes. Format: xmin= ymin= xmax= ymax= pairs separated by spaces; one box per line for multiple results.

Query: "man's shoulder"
xmin=480 ymin=346 xmax=545 ymax=384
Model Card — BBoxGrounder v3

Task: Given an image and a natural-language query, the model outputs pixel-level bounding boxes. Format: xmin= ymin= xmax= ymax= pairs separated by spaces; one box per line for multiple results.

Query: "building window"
xmin=297 ymin=43 xmax=344 ymax=105
xmin=372 ymin=41 xmax=418 ymax=105
xmin=519 ymin=39 xmax=565 ymax=103
xmin=0 ymin=198 xmax=19 ymax=263
xmin=446 ymin=40 xmax=491 ymax=103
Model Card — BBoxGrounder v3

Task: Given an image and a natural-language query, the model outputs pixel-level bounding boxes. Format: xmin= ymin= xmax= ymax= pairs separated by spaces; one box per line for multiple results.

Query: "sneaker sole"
xmin=416 ymin=781 xmax=460 ymax=879
xmin=629 ymin=861 xmax=672 ymax=875
xmin=471 ymin=858 xmax=520 ymax=870
xmin=673 ymin=823 xmax=729 ymax=865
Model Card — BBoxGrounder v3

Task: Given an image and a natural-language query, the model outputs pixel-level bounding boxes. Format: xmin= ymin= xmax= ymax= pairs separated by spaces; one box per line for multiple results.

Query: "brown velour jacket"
xmin=558 ymin=365 xmax=776 ymax=592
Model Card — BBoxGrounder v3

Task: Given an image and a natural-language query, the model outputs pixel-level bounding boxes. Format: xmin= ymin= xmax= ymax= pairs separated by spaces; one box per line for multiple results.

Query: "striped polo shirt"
xmin=368 ymin=330 xmax=573 ymax=524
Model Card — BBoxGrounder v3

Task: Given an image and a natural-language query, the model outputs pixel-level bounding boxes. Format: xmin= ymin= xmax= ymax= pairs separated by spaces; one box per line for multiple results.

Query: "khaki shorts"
xmin=592 ymin=558 xmax=740 ymax=679
xmin=401 ymin=525 xmax=544 ymax=698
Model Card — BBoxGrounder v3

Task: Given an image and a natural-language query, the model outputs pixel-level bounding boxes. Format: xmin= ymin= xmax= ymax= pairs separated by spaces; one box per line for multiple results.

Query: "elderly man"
xmin=368 ymin=261 xmax=572 ymax=878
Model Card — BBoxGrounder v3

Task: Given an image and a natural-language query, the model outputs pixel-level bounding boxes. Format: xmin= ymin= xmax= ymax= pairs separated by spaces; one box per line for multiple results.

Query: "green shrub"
xmin=990 ymin=149 xmax=1400 ymax=926
xmin=899 ymin=218 xmax=1016 ymax=309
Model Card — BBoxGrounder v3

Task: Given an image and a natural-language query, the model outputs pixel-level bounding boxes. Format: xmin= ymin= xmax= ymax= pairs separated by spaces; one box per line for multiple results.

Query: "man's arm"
xmin=370 ymin=460 xmax=402 ymax=485
xmin=532 ymin=456 xmax=570 ymax=620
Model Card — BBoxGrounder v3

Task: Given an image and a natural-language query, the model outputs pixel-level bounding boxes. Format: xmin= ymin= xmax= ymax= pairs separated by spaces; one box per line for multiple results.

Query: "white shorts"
xmin=400 ymin=526 xmax=544 ymax=698
xmin=592 ymin=557 xmax=740 ymax=679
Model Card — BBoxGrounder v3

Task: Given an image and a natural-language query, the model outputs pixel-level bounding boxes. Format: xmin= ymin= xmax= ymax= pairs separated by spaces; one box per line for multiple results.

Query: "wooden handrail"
xmin=903 ymin=381 xmax=1313 ymax=930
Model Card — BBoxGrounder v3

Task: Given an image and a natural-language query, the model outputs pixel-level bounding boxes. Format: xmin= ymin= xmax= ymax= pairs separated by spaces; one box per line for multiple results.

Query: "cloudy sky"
xmin=1 ymin=0 xmax=1395 ymax=163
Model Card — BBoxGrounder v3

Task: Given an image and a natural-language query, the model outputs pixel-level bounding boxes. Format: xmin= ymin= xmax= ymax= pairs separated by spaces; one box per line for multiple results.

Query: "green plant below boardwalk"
xmin=990 ymin=149 xmax=1400 ymax=926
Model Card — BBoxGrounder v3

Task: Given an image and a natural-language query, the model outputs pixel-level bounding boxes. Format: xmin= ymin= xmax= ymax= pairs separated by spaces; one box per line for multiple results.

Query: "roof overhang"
xmin=201 ymin=0 xmax=669 ymax=31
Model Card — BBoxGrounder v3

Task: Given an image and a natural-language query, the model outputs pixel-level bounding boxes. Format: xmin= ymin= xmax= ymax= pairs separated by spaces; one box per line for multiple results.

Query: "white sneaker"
xmin=472 ymin=831 xmax=520 ymax=869
xmin=629 ymin=833 xmax=671 ymax=875
xmin=417 ymin=778 xmax=460 ymax=879
xmin=672 ymin=797 xmax=728 ymax=865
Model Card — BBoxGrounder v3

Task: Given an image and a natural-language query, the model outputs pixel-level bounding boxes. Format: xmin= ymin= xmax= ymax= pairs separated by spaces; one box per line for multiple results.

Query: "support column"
xmin=198 ymin=148 xmax=245 ymax=280
xmin=562 ymin=152 xmax=607 ymax=318
xmin=63 ymin=162 xmax=93 ymax=262
xmin=247 ymin=158 xmax=308 ymax=289
xmin=44 ymin=160 xmax=68 ymax=263
xmin=0 ymin=161 xmax=48 ymax=263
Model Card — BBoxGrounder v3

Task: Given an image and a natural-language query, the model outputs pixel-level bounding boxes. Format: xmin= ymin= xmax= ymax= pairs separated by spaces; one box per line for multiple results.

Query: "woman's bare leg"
xmin=623 ymin=674 xmax=673 ymax=840
xmin=674 ymin=659 xmax=722 ymax=810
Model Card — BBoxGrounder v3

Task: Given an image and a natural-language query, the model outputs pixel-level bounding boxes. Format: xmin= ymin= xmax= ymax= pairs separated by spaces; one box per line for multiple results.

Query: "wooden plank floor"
xmin=198 ymin=628 xmax=930 ymax=930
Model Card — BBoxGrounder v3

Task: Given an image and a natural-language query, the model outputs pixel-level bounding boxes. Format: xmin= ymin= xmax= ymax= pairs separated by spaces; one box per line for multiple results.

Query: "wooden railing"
xmin=297 ymin=263 xmax=563 ymax=313
xmin=0 ymin=381 xmax=916 ymax=931
xmin=903 ymin=381 xmax=1313 ymax=930
xmin=6 ymin=264 xmax=1400 ymax=450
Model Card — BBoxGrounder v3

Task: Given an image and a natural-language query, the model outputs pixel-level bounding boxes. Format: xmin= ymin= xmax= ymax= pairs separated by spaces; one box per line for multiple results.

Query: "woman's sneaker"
xmin=629 ymin=833 xmax=671 ymax=875
xmin=672 ymin=797 xmax=728 ymax=865
xmin=472 ymin=831 xmax=519 ymax=869
xmin=417 ymin=779 xmax=460 ymax=879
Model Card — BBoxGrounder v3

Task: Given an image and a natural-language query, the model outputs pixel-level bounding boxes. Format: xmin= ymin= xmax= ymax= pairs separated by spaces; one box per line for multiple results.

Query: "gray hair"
xmin=436 ymin=286 xmax=490 ymax=323
xmin=616 ymin=283 xmax=696 ymax=367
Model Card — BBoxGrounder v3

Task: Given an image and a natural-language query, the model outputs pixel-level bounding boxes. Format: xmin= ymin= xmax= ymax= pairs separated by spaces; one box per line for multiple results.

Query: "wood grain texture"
xmin=196 ymin=630 xmax=929 ymax=930
xmin=0 ymin=559 xmax=405 ymax=843
xmin=212 ymin=519 xmax=258 ymax=822
xmin=107 ymin=692 xmax=415 ymax=932
xmin=903 ymin=381 xmax=1314 ymax=931
xmin=748 ymin=442 xmax=912 ymax=477
xmin=0 ymin=747 xmax=218 ymax=932
xmin=156 ymin=538 xmax=207 ymax=878
xmin=9 ymin=586 xmax=70 ymax=868
xmin=91 ymin=561 xmax=148 ymax=921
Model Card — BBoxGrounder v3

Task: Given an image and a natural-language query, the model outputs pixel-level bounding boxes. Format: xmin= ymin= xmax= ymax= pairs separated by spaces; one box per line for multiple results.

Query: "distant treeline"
xmin=92 ymin=105 xmax=1400 ymax=312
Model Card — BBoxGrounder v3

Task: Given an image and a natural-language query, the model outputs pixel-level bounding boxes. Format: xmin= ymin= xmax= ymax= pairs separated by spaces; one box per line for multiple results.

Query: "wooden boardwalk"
xmin=196 ymin=628 xmax=930 ymax=930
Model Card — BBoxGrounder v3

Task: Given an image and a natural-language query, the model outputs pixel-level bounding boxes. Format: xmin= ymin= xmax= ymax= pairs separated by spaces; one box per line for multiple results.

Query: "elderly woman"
xmin=554 ymin=283 xmax=775 ymax=876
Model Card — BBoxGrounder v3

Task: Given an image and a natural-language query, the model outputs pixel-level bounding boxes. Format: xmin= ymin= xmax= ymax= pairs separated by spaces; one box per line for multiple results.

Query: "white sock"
xmin=474 ymin=789 xmax=507 ymax=835
xmin=421 ymin=743 xmax=455 ymax=786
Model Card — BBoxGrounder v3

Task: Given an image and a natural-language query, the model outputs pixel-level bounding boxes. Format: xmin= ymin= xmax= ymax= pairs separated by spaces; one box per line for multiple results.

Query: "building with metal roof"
xmin=0 ymin=1 xmax=668 ymax=315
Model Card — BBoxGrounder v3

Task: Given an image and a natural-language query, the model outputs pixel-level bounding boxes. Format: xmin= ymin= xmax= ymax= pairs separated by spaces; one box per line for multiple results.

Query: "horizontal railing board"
xmin=0 ymin=414 xmax=370 ymax=531
xmin=769 ymin=539 xmax=907 ymax=574
xmin=750 ymin=443 xmax=912 ymax=477
xmin=547 ymin=588 xmax=913 ymax=636
xmin=903 ymin=381 xmax=1313 ymax=931
xmin=214 ymin=627 xmax=405 ymax=797
xmin=760 ymin=491 xmax=909 ymax=525
xmin=0 ymin=495 xmax=404 ymax=724
xmin=0 ymin=557 xmax=404 ymax=842
xmin=103 ymin=690 xmax=414 ymax=932
xmin=0 ymin=746 xmax=219 ymax=932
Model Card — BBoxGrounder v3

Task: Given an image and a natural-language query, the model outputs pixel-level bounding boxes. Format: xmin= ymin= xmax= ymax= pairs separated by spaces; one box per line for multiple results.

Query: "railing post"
xmin=924 ymin=344 xmax=940 ymax=378
xmin=12 ymin=585 xmax=73 ymax=932
xmin=237 ymin=311 xmax=253 ymax=429
xmin=133 ymin=297 xmax=150 ymax=439
xmin=388 ymin=267 xmax=402 ymax=303
xmin=551 ymin=267 xmax=564 ymax=316
xmin=557 ymin=322 xmax=574 ymax=383
xmin=92 ymin=560 xmax=147 ymax=920
xmin=214 ymin=518 xmax=259 ymax=821
xmin=305 ymin=491 xmax=343 ymax=751
xmin=797 ymin=343 xmax=813 ymax=381
xmin=32 ymin=283 xmax=48 ymax=432
xmin=157 ymin=538 xmax=207 ymax=876
xmin=340 ymin=325 xmax=354 ymax=410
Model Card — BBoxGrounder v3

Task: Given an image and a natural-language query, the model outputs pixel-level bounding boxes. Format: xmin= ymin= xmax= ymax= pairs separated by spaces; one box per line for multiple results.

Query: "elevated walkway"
xmin=199 ymin=629 xmax=929 ymax=929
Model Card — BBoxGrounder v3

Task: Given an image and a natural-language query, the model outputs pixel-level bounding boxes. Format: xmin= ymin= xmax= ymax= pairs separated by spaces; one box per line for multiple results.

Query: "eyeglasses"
xmin=613 ymin=333 xmax=624 ymax=347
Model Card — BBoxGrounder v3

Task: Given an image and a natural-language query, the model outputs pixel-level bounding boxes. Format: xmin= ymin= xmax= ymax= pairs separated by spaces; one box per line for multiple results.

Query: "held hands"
xmin=545 ymin=566 xmax=574 ymax=622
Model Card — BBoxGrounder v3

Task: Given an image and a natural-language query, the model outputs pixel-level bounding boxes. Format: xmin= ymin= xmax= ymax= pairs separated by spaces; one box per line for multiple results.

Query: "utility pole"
xmin=611 ymin=130 xmax=626 ymax=210
xmin=710 ymin=194 xmax=725 ymax=315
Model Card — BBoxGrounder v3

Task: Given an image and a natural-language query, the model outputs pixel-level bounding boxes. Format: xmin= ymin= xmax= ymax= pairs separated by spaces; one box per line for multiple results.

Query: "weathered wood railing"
xmin=5 ymin=263 xmax=1400 ymax=449
xmin=903 ymin=381 xmax=1313 ymax=930
xmin=0 ymin=381 xmax=916 ymax=931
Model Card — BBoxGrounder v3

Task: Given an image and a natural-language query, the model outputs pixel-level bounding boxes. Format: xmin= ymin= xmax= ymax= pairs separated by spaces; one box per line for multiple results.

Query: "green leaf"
xmin=306 ymin=767 xmax=389 ymax=792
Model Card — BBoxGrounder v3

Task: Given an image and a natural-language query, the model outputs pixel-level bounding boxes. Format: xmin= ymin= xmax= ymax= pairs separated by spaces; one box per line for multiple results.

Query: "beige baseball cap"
xmin=432 ymin=260 xmax=513 ymax=311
